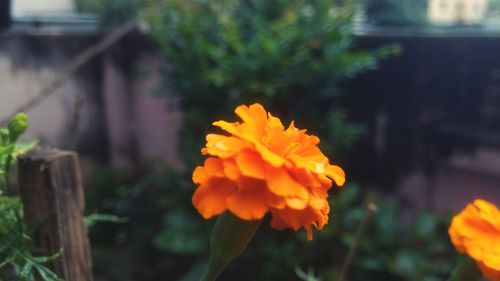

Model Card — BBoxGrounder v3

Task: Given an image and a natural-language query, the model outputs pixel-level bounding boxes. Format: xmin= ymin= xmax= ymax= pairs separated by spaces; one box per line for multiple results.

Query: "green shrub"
xmin=362 ymin=0 xmax=428 ymax=27
xmin=149 ymin=0 xmax=398 ymax=166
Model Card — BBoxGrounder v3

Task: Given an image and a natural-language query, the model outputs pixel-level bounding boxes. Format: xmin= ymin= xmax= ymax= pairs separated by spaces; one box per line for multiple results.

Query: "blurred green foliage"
xmin=86 ymin=167 xmax=456 ymax=281
xmin=149 ymin=0 xmax=399 ymax=167
xmin=0 ymin=197 xmax=63 ymax=281
xmin=0 ymin=113 xmax=37 ymax=195
xmin=362 ymin=0 xmax=428 ymax=27
xmin=75 ymin=0 xmax=142 ymax=27
xmin=76 ymin=0 xmax=456 ymax=281
xmin=85 ymin=167 xmax=213 ymax=281
xmin=328 ymin=186 xmax=456 ymax=281
xmin=487 ymin=0 xmax=500 ymax=18
xmin=0 ymin=114 xmax=62 ymax=281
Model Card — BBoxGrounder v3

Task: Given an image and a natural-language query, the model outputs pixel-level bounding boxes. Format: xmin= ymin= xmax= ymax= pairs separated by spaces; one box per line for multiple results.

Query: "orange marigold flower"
xmin=192 ymin=103 xmax=345 ymax=240
xmin=448 ymin=199 xmax=500 ymax=281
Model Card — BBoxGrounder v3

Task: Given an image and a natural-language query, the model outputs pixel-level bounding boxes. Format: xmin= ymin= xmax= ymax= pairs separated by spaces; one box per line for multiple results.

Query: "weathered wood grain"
xmin=18 ymin=148 xmax=93 ymax=281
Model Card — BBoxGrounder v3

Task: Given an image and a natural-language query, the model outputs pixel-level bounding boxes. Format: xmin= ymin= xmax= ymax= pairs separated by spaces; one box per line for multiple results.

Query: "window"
xmin=428 ymin=0 xmax=492 ymax=25
xmin=7 ymin=0 xmax=98 ymax=34
xmin=12 ymin=0 xmax=76 ymax=17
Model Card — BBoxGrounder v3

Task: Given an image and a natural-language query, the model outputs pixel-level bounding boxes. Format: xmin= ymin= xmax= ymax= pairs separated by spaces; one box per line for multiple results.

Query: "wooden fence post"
xmin=18 ymin=148 xmax=94 ymax=281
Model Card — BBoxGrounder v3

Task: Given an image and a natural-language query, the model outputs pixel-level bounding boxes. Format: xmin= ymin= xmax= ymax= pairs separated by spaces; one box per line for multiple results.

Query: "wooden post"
xmin=18 ymin=148 xmax=93 ymax=281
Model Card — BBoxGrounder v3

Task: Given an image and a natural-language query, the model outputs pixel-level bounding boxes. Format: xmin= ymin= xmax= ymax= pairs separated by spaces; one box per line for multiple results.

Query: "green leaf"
xmin=84 ymin=213 xmax=127 ymax=227
xmin=34 ymin=263 xmax=64 ymax=281
xmin=412 ymin=212 xmax=438 ymax=238
xmin=12 ymin=140 xmax=38 ymax=158
xmin=295 ymin=267 xmax=322 ymax=281
xmin=19 ymin=260 xmax=34 ymax=280
xmin=0 ymin=144 xmax=15 ymax=158
xmin=335 ymin=184 xmax=360 ymax=209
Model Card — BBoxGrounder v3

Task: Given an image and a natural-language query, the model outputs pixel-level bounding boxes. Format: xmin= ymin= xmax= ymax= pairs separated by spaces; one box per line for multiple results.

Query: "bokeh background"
xmin=1 ymin=0 xmax=500 ymax=280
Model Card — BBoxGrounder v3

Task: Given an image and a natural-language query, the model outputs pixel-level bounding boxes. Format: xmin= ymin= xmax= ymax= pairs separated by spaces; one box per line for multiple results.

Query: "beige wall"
xmin=0 ymin=33 xmax=182 ymax=178
xmin=0 ymin=36 xmax=93 ymax=147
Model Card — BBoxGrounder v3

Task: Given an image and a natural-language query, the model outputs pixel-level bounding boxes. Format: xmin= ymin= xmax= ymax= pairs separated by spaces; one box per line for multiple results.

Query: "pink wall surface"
xmin=0 ymin=32 xmax=498 ymax=214
xmin=0 ymin=33 xmax=183 ymax=179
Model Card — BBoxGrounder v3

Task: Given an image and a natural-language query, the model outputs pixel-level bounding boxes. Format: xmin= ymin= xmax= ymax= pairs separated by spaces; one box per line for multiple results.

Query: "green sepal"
xmin=200 ymin=212 xmax=261 ymax=281
xmin=447 ymin=256 xmax=482 ymax=281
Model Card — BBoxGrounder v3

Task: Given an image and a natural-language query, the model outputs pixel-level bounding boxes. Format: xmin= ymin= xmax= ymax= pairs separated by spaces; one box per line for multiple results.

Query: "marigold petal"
xmin=255 ymin=142 xmax=286 ymax=167
xmin=192 ymin=178 xmax=236 ymax=219
xmin=317 ymin=174 xmax=333 ymax=188
xmin=235 ymin=104 xmax=268 ymax=137
xmin=449 ymin=199 xmax=500 ymax=279
xmin=204 ymin=157 xmax=225 ymax=176
xmin=263 ymin=120 xmax=291 ymax=155
xmin=305 ymin=225 xmax=313 ymax=241
xmin=269 ymin=212 xmax=288 ymax=230
xmin=249 ymin=103 xmax=268 ymax=121
xmin=270 ymin=209 xmax=302 ymax=231
xmin=236 ymin=150 xmax=266 ymax=179
xmin=480 ymin=242 xmax=500 ymax=271
xmin=265 ymin=166 xmax=309 ymax=200
xmin=478 ymin=260 xmax=500 ymax=281
xmin=474 ymin=199 xmax=500 ymax=228
xmin=285 ymin=197 xmax=308 ymax=210
xmin=270 ymin=207 xmax=328 ymax=239
xmin=192 ymin=166 xmax=207 ymax=184
xmin=193 ymin=103 xmax=347 ymax=240
xmin=287 ymin=154 xmax=327 ymax=174
xmin=266 ymin=192 xmax=286 ymax=209
xmin=223 ymin=159 xmax=242 ymax=181
xmin=325 ymin=165 xmax=346 ymax=187
xmin=226 ymin=179 xmax=269 ymax=220
xmin=213 ymin=121 xmax=243 ymax=138
xmin=267 ymin=112 xmax=284 ymax=129
xmin=308 ymin=194 xmax=327 ymax=210
xmin=204 ymin=134 xmax=250 ymax=158
xmin=449 ymin=220 xmax=467 ymax=253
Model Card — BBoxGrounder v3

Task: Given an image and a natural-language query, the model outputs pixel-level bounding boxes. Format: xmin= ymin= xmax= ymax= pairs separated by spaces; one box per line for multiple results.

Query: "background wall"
xmin=0 ymin=32 xmax=182 ymax=178
xmin=1 ymin=29 xmax=499 ymax=214
xmin=347 ymin=33 xmax=500 ymax=214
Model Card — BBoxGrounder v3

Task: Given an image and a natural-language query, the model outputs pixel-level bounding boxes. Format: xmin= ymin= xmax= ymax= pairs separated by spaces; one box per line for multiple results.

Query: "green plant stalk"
xmin=447 ymin=257 xmax=482 ymax=281
xmin=338 ymin=203 xmax=377 ymax=281
xmin=200 ymin=252 xmax=230 ymax=281
xmin=4 ymin=154 xmax=12 ymax=195
xmin=2 ymin=112 xmax=28 ymax=195
xmin=0 ymin=268 xmax=7 ymax=281
xmin=200 ymin=212 xmax=261 ymax=281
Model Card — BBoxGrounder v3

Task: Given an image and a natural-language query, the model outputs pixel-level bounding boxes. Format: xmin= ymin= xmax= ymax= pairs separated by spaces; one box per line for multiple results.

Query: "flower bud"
xmin=0 ymin=128 xmax=9 ymax=145
xmin=8 ymin=113 xmax=29 ymax=141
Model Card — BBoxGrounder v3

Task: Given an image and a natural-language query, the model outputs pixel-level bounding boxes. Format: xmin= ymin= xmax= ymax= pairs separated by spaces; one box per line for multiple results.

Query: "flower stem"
xmin=4 ymin=154 xmax=12 ymax=195
xmin=200 ymin=253 xmax=230 ymax=281
xmin=200 ymin=212 xmax=261 ymax=281
xmin=447 ymin=257 xmax=482 ymax=281
xmin=338 ymin=203 xmax=377 ymax=281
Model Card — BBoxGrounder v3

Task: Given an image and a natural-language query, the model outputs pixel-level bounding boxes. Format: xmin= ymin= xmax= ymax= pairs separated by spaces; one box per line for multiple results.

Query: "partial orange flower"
xmin=449 ymin=199 xmax=500 ymax=281
xmin=192 ymin=103 xmax=345 ymax=240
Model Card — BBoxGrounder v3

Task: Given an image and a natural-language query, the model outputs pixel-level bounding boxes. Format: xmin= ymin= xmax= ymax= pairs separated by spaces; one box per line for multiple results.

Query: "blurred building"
xmin=12 ymin=0 xmax=76 ymax=16
xmin=0 ymin=0 xmax=182 ymax=178
xmin=0 ymin=1 xmax=499 ymax=214
xmin=428 ymin=0 xmax=489 ymax=25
